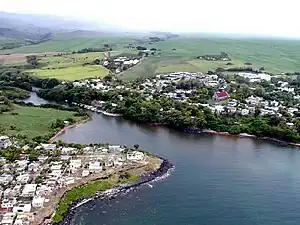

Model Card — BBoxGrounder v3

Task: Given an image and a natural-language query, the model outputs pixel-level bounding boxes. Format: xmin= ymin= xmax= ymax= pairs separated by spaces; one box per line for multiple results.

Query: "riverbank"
xmin=48 ymin=116 xmax=90 ymax=143
xmin=52 ymin=157 xmax=173 ymax=225
xmin=201 ymin=130 xmax=300 ymax=148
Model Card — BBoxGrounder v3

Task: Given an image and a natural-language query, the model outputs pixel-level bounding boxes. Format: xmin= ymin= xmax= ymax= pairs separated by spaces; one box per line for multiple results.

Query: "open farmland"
xmin=26 ymin=53 xmax=110 ymax=81
xmin=0 ymin=52 xmax=64 ymax=65
xmin=120 ymin=37 xmax=300 ymax=79
xmin=146 ymin=37 xmax=300 ymax=74
xmin=3 ymin=34 xmax=300 ymax=78
xmin=120 ymin=57 xmax=161 ymax=80
xmin=0 ymin=105 xmax=80 ymax=139
xmin=157 ymin=59 xmax=262 ymax=73
xmin=0 ymin=33 xmax=138 ymax=54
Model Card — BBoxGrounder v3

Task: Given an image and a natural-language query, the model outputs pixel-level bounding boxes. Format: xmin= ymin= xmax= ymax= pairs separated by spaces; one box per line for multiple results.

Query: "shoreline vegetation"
xmin=51 ymin=157 xmax=173 ymax=225
xmin=48 ymin=116 xmax=90 ymax=143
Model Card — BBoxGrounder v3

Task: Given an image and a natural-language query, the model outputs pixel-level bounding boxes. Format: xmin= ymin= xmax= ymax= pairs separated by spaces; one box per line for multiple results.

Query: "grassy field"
xmin=53 ymin=174 xmax=139 ymax=223
xmin=3 ymin=34 xmax=300 ymax=78
xmin=121 ymin=37 xmax=300 ymax=79
xmin=0 ymin=33 xmax=136 ymax=54
xmin=120 ymin=57 xmax=161 ymax=80
xmin=157 ymin=59 xmax=262 ymax=73
xmin=150 ymin=37 xmax=300 ymax=74
xmin=0 ymin=105 xmax=79 ymax=139
xmin=25 ymin=52 xmax=110 ymax=81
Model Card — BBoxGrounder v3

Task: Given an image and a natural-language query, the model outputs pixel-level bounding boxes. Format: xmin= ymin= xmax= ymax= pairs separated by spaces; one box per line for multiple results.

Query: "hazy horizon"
xmin=2 ymin=0 xmax=300 ymax=38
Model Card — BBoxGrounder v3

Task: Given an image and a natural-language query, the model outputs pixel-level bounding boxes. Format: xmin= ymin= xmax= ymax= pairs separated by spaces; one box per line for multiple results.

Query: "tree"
xmin=26 ymin=55 xmax=39 ymax=68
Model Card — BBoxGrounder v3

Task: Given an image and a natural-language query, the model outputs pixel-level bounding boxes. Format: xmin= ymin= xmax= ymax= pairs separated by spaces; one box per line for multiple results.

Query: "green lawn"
xmin=0 ymin=105 xmax=79 ymax=139
xmin=53 ymin=174 xmax=139 ymax=224
xmin=25 ymin=52 xmax=110 ymax=81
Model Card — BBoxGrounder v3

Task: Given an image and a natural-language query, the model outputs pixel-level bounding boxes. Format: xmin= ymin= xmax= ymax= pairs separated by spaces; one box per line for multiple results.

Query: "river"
xmin=54 ymin=112 xmax=300 ymax=225
xmin=24 ymin=92 xmax=50 ymax=105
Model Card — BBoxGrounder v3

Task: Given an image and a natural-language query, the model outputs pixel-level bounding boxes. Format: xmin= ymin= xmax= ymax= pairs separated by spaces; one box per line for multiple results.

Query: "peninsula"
xmin=0 ymin=135 xmax=168 ymax=225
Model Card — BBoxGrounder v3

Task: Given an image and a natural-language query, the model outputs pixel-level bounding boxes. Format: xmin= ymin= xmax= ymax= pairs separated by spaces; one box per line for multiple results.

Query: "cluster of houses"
xmin=102 ymin=56 xmax=140 ymax=74
xmin=73 ymin=78 xmax=128 ymax=92
xmin=0 ymin=136 xmax=145 ymax=224
xmin=70 ymin=70 xmax=300 ymax=128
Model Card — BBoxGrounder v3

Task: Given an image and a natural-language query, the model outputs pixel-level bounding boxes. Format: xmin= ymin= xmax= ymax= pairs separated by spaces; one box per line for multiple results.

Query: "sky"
xmin=2 ymin=0 xmax=300 ymax=38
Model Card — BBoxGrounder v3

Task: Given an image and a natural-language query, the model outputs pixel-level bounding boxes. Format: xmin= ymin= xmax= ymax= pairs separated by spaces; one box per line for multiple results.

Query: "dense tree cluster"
xmin=75 ymin=47 xmax=112 ymax=53
xmin=0 ymin=66 xmax=60 ymax=90
xmin=0 ymin=86 xmax=30 ymax=100
xmin=2 ymin=64 xmax=300 ymax=144
xmin=36 ymin=84 xmax=300 ymax=143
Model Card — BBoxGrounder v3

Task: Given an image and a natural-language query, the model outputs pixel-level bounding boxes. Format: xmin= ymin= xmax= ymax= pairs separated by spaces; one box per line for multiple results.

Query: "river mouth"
xmin=53 ymin=112 xmax=300 ymax=225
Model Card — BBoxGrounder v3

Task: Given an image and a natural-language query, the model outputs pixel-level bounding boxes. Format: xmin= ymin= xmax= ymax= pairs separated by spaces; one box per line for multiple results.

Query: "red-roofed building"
xmin=213 ymin=91 xmax=230 ymax=101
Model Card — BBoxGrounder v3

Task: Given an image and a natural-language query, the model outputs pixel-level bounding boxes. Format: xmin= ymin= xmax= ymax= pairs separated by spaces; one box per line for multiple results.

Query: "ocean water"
xmin=57 ymin=113 xmax=300 ymax=225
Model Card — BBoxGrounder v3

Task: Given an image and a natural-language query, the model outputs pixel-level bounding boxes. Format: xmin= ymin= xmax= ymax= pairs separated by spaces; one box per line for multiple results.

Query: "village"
xmin=0 ymin=135 xmax=148 ymax=225
xmin=70 ymin=69 xmax=300 ymax=129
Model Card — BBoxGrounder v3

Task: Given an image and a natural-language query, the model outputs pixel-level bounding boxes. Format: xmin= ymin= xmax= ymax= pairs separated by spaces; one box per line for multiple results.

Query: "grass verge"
xmin=52 ymin=174 xmax=139 ymax=223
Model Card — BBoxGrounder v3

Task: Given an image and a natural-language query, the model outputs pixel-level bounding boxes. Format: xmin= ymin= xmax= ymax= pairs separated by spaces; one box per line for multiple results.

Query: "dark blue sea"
xmin=53 ymin=113 xmax=300 ymax=225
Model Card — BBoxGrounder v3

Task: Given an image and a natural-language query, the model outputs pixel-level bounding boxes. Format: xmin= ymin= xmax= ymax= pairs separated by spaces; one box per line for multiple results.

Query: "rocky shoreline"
xmin=51 ymin=158 xmax=174 ymax=225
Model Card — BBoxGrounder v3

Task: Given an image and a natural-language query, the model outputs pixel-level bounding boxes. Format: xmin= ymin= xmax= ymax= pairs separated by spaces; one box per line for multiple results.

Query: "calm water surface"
xmin=56 ymin=113 xmax=300 ymax=225
xmin=24 ymin=92 xmax=50 ymax=105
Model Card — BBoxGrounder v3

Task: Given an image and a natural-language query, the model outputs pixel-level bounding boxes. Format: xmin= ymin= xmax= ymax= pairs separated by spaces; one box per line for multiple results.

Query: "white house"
xmin=108 ymin=145 xmax=123 ymax=151
xmin=60 ymin=155 xmax=71 ymax=161
xmin=288 ymin=107 xmax=298 ymax=115
xmin=227 ymin=100 xmax=238 ymax=107
xmin=0 ymin=174 xmax=13 ymax=185
xmin=1 ymin=198 xmax=17 ymax=209
xmin=50 ymin=163 xmax=62 ymax=171
xmin=16 ymin=174 xmax=31 ymax=184
xmin=36 ymin=185 xmax=52 ymax=197
xmin=246 ymin=95 xmax=263 ymax=106
xmin=11 ymin=185 xmax=22 ymax=196
xmin=241 ymin=109 xmax=250 ymax=116
xmin=0 ymin=136 xmax=12 ymax=149
xmin=88 ymin=162 xmax=102 ymax=173
xmin=49 ymin=170 xmax=62 ymax=178
xmin=22 ymin=184 xmax=37 ymax=197
xmin=70 ymin=159 xmax=82 ymax=173
xmin=61 ymin=147 xmax=76 ymax=154
xmin=1 ymin=212 xmax=16 ymax=225
xmin=37 ymin=156 xmax=48 ymax=163
xmin=0 ymin=157 xmax=6 ymax=164
xmin=15 ymin=160 xmax=29 ymax=172
xmin=127 ymin=151 xmax=144 ymax=161
xmin=63 ymin=177 xmax=75 ymax=185
xmin=13 ymin=203 xmax=32 ymax=213
xmin=14 ymin=213 xmax=34 ymax=225
xmin=40 ymin=144 xmax=57 ymax=151
xmin=32 ymin=196 xmax=45 ymax=208
xmin=27 ymin=162 xmax=40 ymax=172
xmin=4 ymin=188 xmax=13 ymax=197
xmin=212 ymin=105 xmax=225 ymax=114
xmin=82 ymin=170 xmax=90 ymax=177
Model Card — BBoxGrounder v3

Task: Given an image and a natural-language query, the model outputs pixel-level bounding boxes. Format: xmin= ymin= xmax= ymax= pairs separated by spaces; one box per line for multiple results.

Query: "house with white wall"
xmin=0 ymin=136 xmax=11 ymax=149
xmin=127 ymin=151 xmax=144 ymax=161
